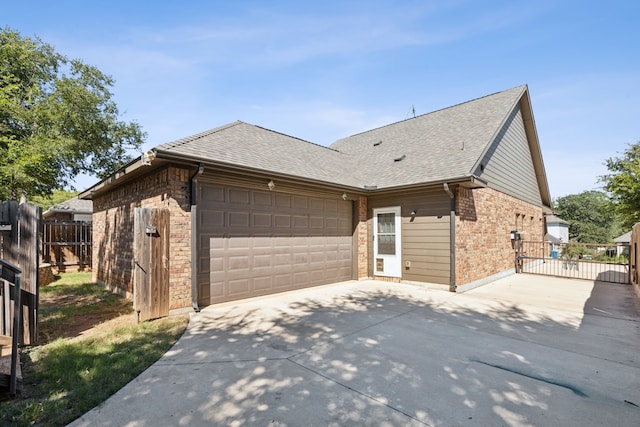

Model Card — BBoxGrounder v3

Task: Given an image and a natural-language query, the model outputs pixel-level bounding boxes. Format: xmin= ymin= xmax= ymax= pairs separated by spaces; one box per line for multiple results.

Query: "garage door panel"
xmin=253 ymin=213 xmax=272 ymax=228
xmin=198 ymin=182 xmax=353 ymax=305
xmin=228 ymin=188 xmax=250 ymax=204
xmin=274 ymin=274 xmax=293 ymax=289
xmin=275 ymin=194 xmax=291 ymax=208
xmin=253 ymin=254 xmax=272 ymax=268
xmin=250 ymin=276 xmax=270 ymax=291
xmin=253 ymin=191 xmax=272 ymax=206
xmin=200 ymin=210 xmax=224 ymax=231
xmin=228 ymin=279 xmax=250 ymax=297
xmin=229 ymin=212 xmax=250 ymax=227
xmin=201 ymin=185 xmax=225 ymax=202
xmin=275 ymin=215 xmax=291 ymax=228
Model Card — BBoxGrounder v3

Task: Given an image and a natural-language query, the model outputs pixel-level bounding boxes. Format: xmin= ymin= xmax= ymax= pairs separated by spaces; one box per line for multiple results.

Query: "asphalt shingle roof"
xmin=330 ymin=85 xmax=526 ymax=188
xmin=157 ymin=121 xmax=365 ymax=188
xmin=155 ymin=85 xmax=527 ymax=190
xmin=45 ymin=196 xmax=92 ymax=214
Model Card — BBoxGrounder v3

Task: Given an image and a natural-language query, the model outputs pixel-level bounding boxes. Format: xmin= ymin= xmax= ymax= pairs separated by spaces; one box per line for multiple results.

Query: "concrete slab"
xmin=69 ymin=275 xmax=640 ymax=427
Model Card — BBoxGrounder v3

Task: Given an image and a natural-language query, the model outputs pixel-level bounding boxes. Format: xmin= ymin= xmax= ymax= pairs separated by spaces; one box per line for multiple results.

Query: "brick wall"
xmin=356 ymin=196 xmax=369 ymax=279
xmin=455 ymin=187 xmax=544 ymax=284
xmin=92 ymin=166 xmax=192 ymax=310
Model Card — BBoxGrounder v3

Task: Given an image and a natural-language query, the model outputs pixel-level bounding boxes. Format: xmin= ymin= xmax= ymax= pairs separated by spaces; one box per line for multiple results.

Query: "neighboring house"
xmin=545 ymin=214 xmax=569 ymax=257
xmin=545 ymin=214 xmax=569 ymax=243
xmin=42 ymin=196 xmax=93 ymax=222
xmin=80 ymin=85 xmax=552 ymax=312
xmin=614 ymin=231 xmax=631 ymax=257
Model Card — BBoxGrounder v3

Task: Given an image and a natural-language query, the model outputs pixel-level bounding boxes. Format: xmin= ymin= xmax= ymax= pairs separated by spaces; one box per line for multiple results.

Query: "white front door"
xmin=373 ymin=206 xmax=402 ymax=278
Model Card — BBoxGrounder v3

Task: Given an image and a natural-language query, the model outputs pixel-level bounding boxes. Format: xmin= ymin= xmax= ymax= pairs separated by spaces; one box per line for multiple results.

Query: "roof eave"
xmin=367 ymin=175 xmax=488 ymax=193
xmin=155 ymin=149 xmax=368 ymax=193
xmin=78 ymin=154 xmax=167 ymax=200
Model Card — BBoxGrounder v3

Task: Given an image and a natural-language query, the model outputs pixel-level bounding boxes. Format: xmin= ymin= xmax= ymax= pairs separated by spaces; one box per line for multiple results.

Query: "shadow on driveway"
xmin=70 ymin=276 xmax=640 ymax=426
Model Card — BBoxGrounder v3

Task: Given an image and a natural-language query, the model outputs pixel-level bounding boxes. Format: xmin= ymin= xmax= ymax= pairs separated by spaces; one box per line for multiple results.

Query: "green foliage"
xmin=553 ymin=191 xmax=617 ymax=242
xmin=0 ymin=27 xmax=146 ymax=200
xmin=29 ymin=189 xmax=78 ymax=210
xmin=601 ymin=140 xmax=640 ymax=230
xmin=0 ymin=273 xmax=188 ymax=427
xmin=562 ymin=243 xmax=589 ymax=258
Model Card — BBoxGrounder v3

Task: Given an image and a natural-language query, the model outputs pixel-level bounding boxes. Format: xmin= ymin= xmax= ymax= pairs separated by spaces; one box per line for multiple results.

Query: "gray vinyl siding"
xmin=475 ymin=106 xmax=542 ymax=206
xmin=368 ymin=189 xmax=450 ymax=285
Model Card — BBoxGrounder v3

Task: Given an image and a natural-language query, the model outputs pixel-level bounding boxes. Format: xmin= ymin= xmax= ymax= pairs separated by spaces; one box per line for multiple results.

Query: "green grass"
xmin=0 ymin=272 xmax=189 ymax=427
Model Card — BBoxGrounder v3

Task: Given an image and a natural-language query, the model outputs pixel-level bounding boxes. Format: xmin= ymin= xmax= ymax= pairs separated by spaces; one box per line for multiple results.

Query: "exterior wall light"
xmin=268 ymin=180 xmax=275 ymax=191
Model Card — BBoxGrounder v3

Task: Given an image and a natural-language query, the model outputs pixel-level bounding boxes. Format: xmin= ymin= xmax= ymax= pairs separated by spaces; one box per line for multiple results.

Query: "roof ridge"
xmin=160 ymin=120 xmax=245 ymax=149
xmin=341 ymin=85 xmax=527 ymax=140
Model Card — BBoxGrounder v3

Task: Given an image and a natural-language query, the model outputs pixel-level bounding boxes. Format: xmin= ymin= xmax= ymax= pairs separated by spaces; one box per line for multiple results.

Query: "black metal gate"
xmin=516 ymin=241 xmax=630 ymax=284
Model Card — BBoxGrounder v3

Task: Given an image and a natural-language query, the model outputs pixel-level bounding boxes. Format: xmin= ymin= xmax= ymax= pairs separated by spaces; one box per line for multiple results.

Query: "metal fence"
xmin=41 ymin=220 xmax=92 ymax=271
xmin=517 ymin=241 xmax=630 ymax=284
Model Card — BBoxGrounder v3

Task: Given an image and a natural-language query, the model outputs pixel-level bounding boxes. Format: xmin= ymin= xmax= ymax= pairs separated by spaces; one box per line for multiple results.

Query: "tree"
xmin=601 ymin=141 xmax=640 ymax=230
xmin=0 ymin=27 xmax=145 ymax=201
xmin=553 ymin=191 xmax=617 ymax=242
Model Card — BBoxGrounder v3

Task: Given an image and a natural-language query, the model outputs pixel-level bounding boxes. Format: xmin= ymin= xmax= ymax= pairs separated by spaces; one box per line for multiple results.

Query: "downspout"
xmin=443 ymin=183 xmax=456 ymax=292
xmin=190 ymin=163 xmax=205 ymax=312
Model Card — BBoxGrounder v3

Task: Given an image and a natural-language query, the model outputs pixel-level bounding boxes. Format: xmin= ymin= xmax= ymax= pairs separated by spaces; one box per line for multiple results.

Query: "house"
xmin=545 ymin=214 xmax=569 ymax=243
xmin=80 ymin=85 xmax=552 ymax=313
xmin=545 ymin=214 xmax=569 ymax=258
xmin=42 ymin=196 xmax=93 ymax=222
xmin=613 ymin=231 xmax=631 ymax=257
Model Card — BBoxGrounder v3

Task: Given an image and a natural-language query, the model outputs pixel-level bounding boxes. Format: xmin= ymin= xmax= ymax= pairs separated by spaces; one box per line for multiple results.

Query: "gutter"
xmin=443 ymin=183 xmax=457 ymax=292
xmin=190 ymin=163 xmax=205 ymax=313
xmin=78 ymin=150 xmax=157 ymax=200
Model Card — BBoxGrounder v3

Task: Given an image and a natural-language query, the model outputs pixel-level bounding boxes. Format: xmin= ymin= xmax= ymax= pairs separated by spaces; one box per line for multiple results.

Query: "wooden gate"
xmin=133 ymin=208 xmax=170 ymax=322
xmin=0 ymin=201 xmax=40 ymax=345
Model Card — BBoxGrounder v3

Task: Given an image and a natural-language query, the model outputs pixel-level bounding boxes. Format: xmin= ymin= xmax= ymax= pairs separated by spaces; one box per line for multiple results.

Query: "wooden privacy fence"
xmin=41 ymin=220 xmax=92 ymax=271
xmin=0 ymin=260 xmax=22 ymax=395
xmin=0 ymin=201 xmax=40 ymax=346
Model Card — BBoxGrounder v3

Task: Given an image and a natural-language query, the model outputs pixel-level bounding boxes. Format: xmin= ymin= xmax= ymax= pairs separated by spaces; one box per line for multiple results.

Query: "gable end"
xmin=474 ymin=105 xmax=543 ymax=206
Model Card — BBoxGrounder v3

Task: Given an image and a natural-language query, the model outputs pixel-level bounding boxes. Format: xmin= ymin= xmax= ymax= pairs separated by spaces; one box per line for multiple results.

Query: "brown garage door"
xmin=196 ymin=181 xmax=353 ymax=305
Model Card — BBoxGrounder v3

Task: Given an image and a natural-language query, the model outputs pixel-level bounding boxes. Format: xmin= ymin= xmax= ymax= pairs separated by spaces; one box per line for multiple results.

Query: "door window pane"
xmin=377 ymin=212 xmax=396 ymax=255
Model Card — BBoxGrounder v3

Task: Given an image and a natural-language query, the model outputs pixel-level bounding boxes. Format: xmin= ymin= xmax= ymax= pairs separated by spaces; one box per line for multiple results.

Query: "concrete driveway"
xmin=70 ymin=275 xmax=640 ymax=426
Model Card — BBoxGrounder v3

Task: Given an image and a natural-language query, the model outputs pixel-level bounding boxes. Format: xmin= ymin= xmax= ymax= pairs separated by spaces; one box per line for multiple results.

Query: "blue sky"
xmin=4 ymin=1 xmax=639 ymax=199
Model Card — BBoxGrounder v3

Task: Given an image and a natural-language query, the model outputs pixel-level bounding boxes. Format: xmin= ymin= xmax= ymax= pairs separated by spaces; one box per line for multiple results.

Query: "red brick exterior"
xmin=356 ymin=196 xmax=369 ymax=279
xmin=455 ymin=187 xmax=544 ymax=285
xmin=92 ymin=166 xmax=192 ymax=310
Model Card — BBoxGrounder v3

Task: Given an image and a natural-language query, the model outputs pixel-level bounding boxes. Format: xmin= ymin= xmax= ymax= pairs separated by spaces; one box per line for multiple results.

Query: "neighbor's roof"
xmin=614 ymin=231 xmax=631 ymax=243
xmin=330 ymin=85 xmax=528 ymax=189
xmin=43 ymin=196 xmax=92 ymax=217
xmin=545 ymin=214 xmax=569 ymax=225
xmin=544 ymin=233 xmax=562 ymax=243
